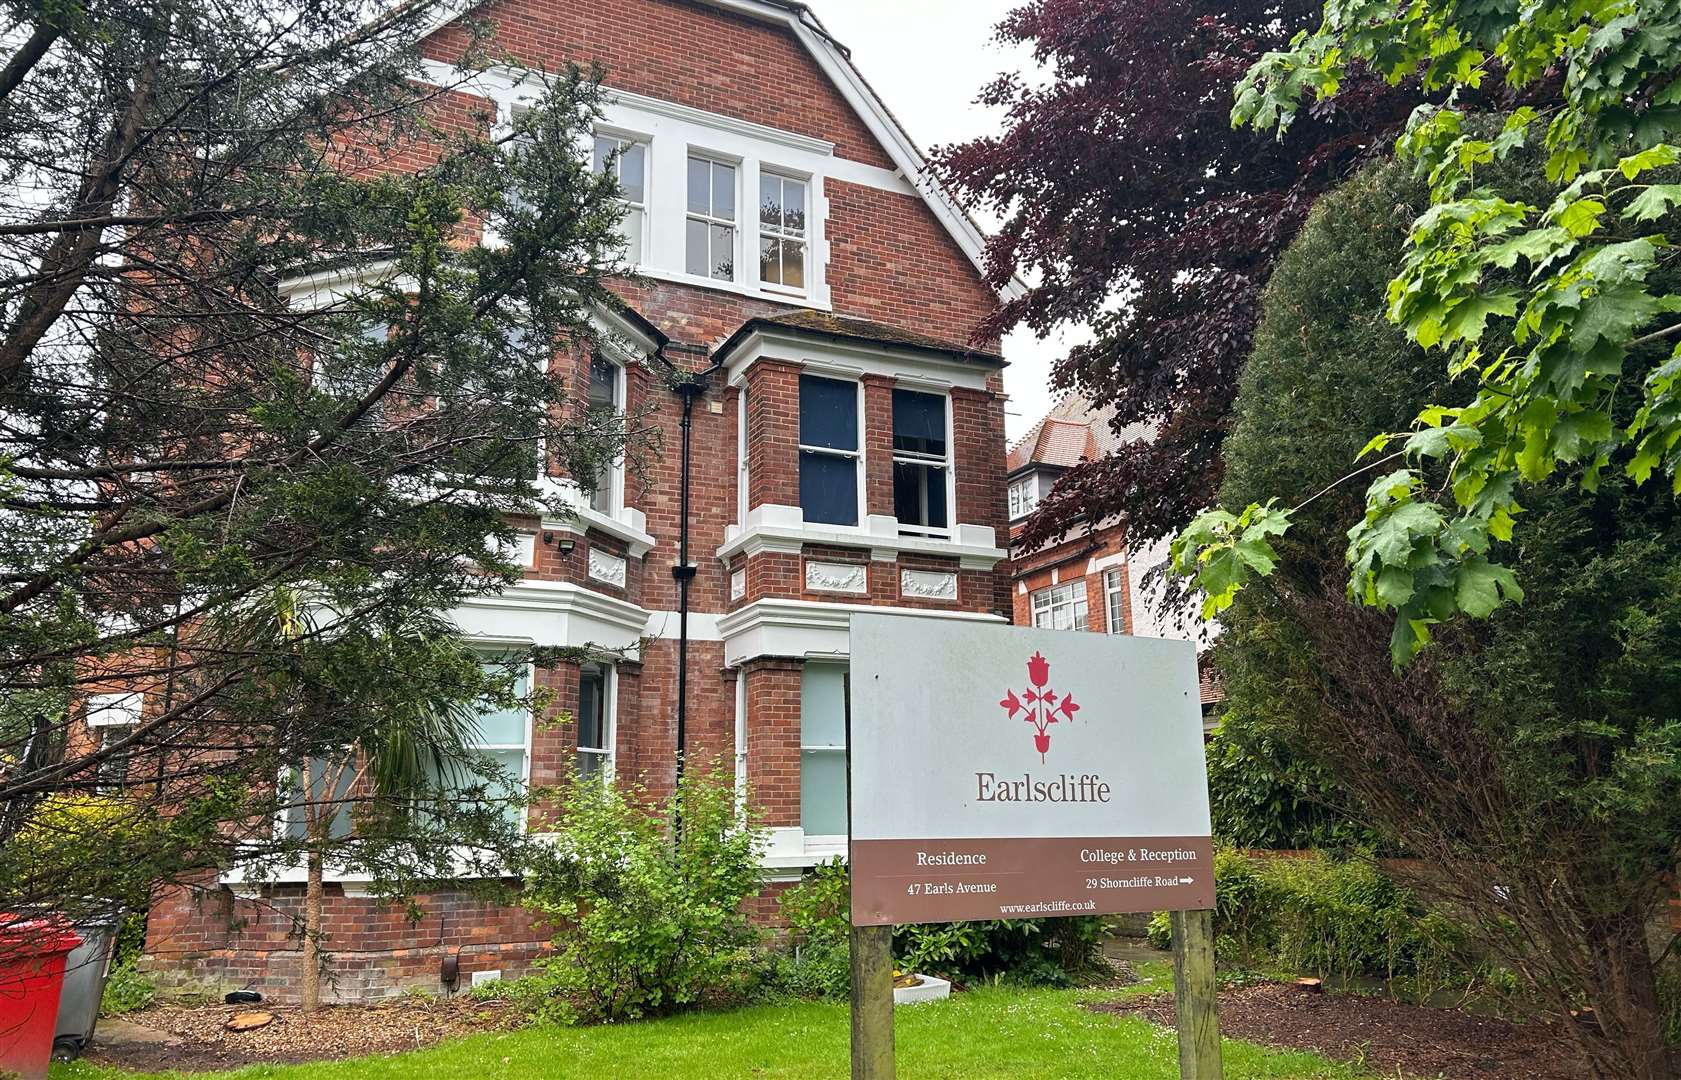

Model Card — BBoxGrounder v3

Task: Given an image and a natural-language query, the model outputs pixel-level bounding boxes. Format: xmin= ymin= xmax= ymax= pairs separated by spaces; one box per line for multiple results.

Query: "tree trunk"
xmin=301 ymin=845 xmax=323 ymax=1012
xmin=1577 ymin=911 xmax=1672 ymax=1080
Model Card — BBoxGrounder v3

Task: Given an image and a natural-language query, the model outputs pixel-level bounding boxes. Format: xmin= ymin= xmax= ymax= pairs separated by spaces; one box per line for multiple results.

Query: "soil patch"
xmin=1090 ymin=983 xmax=1584 ymax=1079
xmin=86 ymin=997 xmax=523 ymax=1073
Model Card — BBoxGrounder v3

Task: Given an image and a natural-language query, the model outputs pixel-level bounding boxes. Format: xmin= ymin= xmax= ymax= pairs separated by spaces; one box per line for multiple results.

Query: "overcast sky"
xmin=804 ymin=0 xmax=1082 ymax=442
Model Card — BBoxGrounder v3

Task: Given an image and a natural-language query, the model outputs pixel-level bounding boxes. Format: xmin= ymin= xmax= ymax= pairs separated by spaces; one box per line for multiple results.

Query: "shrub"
xmin=766 ymin=859 xmax=1110 ymax=994
xmin=100 ymin=960 xmax=156 ymax=1015
xmin=515 ymin=762 xmax=766 ymax=1024
xmin=1148 ymin=850 xmax=1489 ymax=991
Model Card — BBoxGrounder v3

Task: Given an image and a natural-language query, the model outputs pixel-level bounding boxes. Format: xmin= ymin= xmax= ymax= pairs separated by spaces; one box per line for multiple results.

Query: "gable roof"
xmin=405 ymin=0 xmax=1018 ymax=300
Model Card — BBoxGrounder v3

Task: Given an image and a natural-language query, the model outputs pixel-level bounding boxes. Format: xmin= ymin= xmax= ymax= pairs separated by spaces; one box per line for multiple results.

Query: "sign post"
xmin=846 ymin=613 xmax=1221 ymax=1079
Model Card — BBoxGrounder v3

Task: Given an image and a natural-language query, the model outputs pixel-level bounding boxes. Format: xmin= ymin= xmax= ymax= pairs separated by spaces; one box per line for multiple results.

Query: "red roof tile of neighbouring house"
xmin=1007 ymin=391 xmax=1155 ymax=474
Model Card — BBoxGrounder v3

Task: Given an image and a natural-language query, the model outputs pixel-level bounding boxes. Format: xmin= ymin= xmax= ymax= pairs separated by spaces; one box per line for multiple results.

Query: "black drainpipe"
xmin=669 ymin=353 xmax=724 ymax=797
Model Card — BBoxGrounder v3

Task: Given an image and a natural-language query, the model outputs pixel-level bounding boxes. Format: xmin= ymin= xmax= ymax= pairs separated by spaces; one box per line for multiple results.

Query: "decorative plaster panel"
xmin=900 ymin=569 xmax=958 ymax=601
xmin=805 ymin=560 xmax=867 ymax=594
xmin=588 ymin=547 xmax=627 ymax=588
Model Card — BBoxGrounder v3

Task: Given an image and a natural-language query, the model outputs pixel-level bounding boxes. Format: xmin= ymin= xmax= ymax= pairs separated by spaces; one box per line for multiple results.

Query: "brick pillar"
xmin=861 ymin=374 xmax=895 ymax=517
xmin=743 ymin=658 xmax=803 ymax=828
xmin=744 ymin=360 xmax=801 ymax=511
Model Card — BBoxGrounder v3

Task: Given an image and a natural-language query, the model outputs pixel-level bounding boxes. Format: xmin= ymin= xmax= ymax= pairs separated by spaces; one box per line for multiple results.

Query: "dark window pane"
xmin=592 ymin=136 xmax=614 ymax=175
xmin=892 ymin=389 xmax=946 ymax=457
xmin=799 ymin=375 xmax=857 ymax=451
xmin=894 ymin=462 xmax=948 ymax=529
xmin=578 ymin=665 xmax=605 ymax=751
xmin=760 ymin=174 xmax=781 ymax=228
xmin=759 ymin=236 xmax=778 ymax=285
xmin=588 ymin=354 xmax=617 ymax=408
xmin=800 ymin=451 xmax=857 ymax=526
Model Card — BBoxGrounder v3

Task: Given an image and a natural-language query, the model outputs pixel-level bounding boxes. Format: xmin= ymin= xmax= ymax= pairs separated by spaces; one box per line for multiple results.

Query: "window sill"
xmin=719 ymin=504 xmax=1003 ymax=570
xmin=631 ymin=265 xmax=830 ymax=312
xmin=539 ymin=480 xmax=655 ymax=558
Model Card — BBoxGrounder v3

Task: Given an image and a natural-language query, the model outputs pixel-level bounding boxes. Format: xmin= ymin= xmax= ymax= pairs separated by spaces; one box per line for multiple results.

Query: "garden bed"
xmin=1090 ymin=981 xmax=1584 ymax=1079
xmin=86 ymin=997 xmax=523 ymax=1073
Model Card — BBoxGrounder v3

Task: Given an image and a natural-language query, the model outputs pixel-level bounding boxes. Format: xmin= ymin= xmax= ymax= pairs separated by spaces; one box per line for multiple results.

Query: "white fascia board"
xmin=452 ymin=579 xmax=649 ymax=656
xmin=717 ymin=518 xmax=1005 ymax=571
xmin=588 ymin=303 xmax=661 ymax=362
xmin=721 ymin=328 xmax=995 ymax=391
xmin=717 ymin=597 xmax=1005 ymax=666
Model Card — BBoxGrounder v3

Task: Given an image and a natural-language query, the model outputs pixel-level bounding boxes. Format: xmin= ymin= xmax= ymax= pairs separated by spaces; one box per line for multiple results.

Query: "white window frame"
xmin=796 ymin=372 xmax=866 ymax=530
xmin=1008 ymin=476 xmax=1039 ymax=520
xmin=591 ymin=128 xmax=651 ymax=266
xmin=736 ymin=385 xmax=750 ymax=525
xmin=685 ymin=150 xmax=740 ymax=283
xmin=576 ymin=661 xmax=616 ymax=781
xmin=86 ymin=691 xmax=144 ymax=728
xmin=1031 ymin=579 xmax=1089 ymax=632
xmin=584 ymin=351 xmax=626 ymax=515
xmin=96 ymin=724 xmax=135 ymax=794
xmin=891 ymin=387 xmax=956 ymax=539
xmin=458 ymin=650 xmax=535 ymax=833
xmin=1104 ymin=568 xmax=1127 ymax=635
xmin=757 ymin=168 xmax=809 ymax=295
xmin=799 ymin=662 xmax=848 ymax=846
xmin=733 ymin=674 xmax=748 ymax=806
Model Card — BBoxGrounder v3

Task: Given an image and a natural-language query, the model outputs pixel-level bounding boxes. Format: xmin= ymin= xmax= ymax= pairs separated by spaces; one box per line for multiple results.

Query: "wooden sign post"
xmin=849 ymin=923 xmax=895 ymax=1079
xmin=845 ymin=614 xmax=1222 ymax=1080
xmin=1171 ymin=909 xmax=1224 ymax=1079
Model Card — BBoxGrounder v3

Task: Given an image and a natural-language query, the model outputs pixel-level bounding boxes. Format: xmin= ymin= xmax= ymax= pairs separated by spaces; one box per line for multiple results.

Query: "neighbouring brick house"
xmin=140 ymin=0 xmax=1016 ymax=1001
xmin=1003 ymin=393 xmax=1222 ymax=727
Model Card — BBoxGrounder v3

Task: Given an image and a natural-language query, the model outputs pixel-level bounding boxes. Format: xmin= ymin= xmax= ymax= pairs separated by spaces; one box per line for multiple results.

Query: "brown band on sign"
xmin=849 ymin=836 xmax=1216 ymax=927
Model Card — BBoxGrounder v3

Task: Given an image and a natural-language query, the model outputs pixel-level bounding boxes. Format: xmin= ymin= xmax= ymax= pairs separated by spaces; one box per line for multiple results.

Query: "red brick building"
xmin=141 ymin=0 xmax=1015 ymax=1001
xmin=1003 ymin=394 xmax=1222 ymax=724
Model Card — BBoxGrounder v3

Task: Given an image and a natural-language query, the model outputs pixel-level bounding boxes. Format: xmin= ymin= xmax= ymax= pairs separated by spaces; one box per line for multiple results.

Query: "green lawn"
xmin=58 ymin=971 xmax=1362 ymax=1080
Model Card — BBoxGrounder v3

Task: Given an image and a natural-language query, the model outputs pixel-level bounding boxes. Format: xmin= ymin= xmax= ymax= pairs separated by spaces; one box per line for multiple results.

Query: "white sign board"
xmin=848 ymin=613 xmax=1215 ymax=925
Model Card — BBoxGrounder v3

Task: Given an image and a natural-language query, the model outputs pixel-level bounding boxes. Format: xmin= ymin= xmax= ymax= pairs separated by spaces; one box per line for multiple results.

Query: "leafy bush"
xmin=100 ymin=960 xmax=156 ymax=1015
xmin=1148 ymin=850 xmax=1486 ymax=991
xmin=764 ymin=859 xmax=1110 ymax=995
xmin=515 ymin=762 xmax=766 ymax=1024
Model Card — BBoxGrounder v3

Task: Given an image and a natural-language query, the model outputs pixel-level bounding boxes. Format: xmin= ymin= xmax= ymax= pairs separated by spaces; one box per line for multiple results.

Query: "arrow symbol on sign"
xmin=1179 ymin=877 xmax=1194 ymax=885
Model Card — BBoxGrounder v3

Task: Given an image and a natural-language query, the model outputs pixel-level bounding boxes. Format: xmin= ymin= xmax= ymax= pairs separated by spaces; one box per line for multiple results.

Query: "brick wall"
xmin=1008 ymin=521 xmax=1132 ymax=634
xmin=143 ymin=0 xmax=1013 ymax=1002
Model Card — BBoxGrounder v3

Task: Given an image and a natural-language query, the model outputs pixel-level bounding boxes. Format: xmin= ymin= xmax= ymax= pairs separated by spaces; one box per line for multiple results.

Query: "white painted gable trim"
xmin=405 ymin=0 xmax=1018 ymax=299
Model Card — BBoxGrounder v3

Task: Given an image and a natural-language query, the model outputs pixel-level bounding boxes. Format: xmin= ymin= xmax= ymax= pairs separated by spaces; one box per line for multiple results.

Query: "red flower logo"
xmin=1001 ymin=651 xmax=1079 ymax=761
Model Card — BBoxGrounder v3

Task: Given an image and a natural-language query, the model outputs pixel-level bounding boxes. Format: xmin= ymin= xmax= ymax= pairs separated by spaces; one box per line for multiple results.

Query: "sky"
xmin=803 ymin=0 xmax=1084 ymax=443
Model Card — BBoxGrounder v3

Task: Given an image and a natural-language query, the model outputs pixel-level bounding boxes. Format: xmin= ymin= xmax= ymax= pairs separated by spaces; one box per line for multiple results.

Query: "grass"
xmin=56 ymin=964 xmax=1365 ymax=1080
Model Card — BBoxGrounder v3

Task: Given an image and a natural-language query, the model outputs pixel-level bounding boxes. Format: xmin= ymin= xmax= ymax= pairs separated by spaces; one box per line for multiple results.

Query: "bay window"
xmin=685 ymin=155 xmax=737 ymax=281
xmin=758 ymin=172 xmax=807 ymax=291
xmin=425 ymin=656 xmax=530 ymax=828
xmin=800 ymin=664 xmax=847 ymax=839
xmin=798 ymin=374 xmax=860 ymax=527
xmin=891 ymin=388 xmax=950 ymax=535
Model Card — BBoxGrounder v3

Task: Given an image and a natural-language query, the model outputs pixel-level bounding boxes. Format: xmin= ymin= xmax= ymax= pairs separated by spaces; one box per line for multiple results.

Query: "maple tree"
xmin=928 ymin=0 xmax=1422 ymax=556
xmin=1175 ymin=0 xmax=1681 ymax=665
